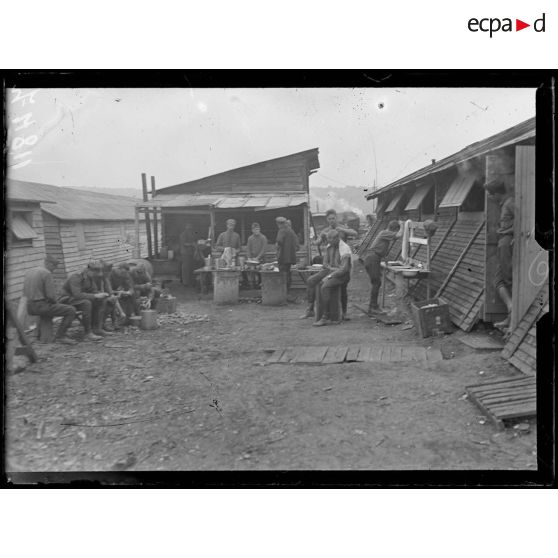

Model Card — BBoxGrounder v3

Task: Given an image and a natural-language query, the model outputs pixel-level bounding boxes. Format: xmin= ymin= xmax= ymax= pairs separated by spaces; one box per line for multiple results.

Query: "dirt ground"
xmin=5 ymin=261 xmax=537 ymax=473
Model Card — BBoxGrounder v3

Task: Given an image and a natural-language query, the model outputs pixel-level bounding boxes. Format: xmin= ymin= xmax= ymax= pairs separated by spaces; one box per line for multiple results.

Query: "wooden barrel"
xmin=260 ymin=271 xmax=287 ymax=306
xmin=213 ymin=270 xmax=240 ymax=305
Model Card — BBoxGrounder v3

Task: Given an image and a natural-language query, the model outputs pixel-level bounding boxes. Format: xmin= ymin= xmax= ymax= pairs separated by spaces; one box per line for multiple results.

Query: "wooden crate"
xmin=410 ymin=297 xmax=453 ymax=338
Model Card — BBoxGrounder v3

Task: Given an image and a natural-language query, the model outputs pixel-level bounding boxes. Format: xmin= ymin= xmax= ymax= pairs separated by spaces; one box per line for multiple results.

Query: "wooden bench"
xmin=36 ymin=311 xmax=84 ymax=343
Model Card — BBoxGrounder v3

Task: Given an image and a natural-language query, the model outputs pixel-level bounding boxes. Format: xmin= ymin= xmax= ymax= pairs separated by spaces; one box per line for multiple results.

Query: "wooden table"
xmin=381 ymin=263 xmax=430 ymax=314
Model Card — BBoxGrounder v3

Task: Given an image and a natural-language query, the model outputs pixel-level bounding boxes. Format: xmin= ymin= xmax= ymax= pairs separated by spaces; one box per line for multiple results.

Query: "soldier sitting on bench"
xmin=23 ymin=255 xmax=77 ymax=345
xmin=59 ymin=260 xmax=111 ymax=341
xmin=300 ymin=229 xmax=352 ymax=326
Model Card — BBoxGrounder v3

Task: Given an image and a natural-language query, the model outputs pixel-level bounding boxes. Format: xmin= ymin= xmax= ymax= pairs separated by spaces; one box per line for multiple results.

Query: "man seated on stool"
xmin=109 ymin=263 xmax=136 ymax=326
xmin=130 ymin=261 xmax=160 ymax=311
xmin=300 ymin=229 xmax=352 ymax=325
xmin=59 ymin=260 xmax=111 ymax=340
xmin=23 ymin=254 xmax=77 ymax=345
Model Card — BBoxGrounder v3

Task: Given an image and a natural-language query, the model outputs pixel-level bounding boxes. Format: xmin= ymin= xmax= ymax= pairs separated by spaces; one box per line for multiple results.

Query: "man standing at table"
xmin=246 ymin=222 xmax=268 ymax=288
xmin=362 ymin=220 xmax=402 ymax=315
xmin=275 ymin=216 xmax=298 ymax=292
xmin=215 ymin=218 xmax=241 ymax=265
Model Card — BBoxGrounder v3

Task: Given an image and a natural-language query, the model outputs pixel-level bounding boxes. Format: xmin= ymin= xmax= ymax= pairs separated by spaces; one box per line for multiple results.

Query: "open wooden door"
xmin=511 ymin=145 xmax=548 ymax=331
xmin=483 ymin=155 xmax=509 ymax=322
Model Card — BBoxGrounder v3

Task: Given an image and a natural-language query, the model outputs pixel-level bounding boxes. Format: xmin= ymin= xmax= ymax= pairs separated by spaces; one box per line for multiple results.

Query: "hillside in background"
xmin=309 ymin=185 xmax=374 ymax=216
xmin=69 ymin=184 xmax=376 ymax=215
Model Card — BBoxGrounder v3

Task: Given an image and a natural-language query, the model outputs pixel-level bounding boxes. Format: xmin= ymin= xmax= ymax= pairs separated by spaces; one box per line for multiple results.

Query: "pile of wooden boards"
xmin=466 ymin=376 xmax=536 ymax=429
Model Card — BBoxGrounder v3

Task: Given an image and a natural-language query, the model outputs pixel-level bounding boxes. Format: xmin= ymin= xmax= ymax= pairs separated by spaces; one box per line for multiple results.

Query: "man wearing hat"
xmin=23 ymin=255 xmax=77 ymax=344
xmin=109 ymin=262 xmax=136 ymax=326
xmin=215 ymin=219 xmax=241 ymax=253
xmin=275 ymin=216 xmax=299 ymax=292
xmin=59 ymin=260 xmax=111 ymax=340
xmin=484 ymin=177 xmax=515 ymax=331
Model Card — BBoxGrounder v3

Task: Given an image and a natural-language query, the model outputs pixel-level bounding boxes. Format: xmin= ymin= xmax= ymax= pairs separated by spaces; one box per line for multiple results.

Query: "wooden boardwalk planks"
xmin=322 ymin=346 xmax=349 ymax=364
xmin=292 ymin=346 xmax=329 ymax=364
xmin=466 ymin=375 xmax=536 ymax=429
xmin=459 ymin=335 xmax=505 ymax=351
xmin=267 ymin=344 xmax=441 ymax=365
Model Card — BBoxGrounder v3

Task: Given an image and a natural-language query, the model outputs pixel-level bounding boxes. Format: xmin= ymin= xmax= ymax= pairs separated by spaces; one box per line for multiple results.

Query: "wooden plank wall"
xmin=411 ymin=209 xmax=486 ymax=331
xmin=356 ymin=213 xmax=389 ymax=257
xmin=162 ymin=153 xmax=312 ymax=195
xmin=502 ymin=284 xmax=548 ymax=376
xmin=5 ymin=205 xmax=46 ymax=301
xmin=439 ymin=216 xmax=486 ymax=330
xmin=43 ymin=212 xmax=67 ymax=292
xmin=57 ymin=220 xmax=156 ymax=281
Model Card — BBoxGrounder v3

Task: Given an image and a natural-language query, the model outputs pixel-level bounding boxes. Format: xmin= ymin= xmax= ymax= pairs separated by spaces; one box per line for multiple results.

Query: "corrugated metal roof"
xmin=367 ymin=116 xmax=535 ymax=200
xmin=405 ymin=184 xmax=432 ymax=211
xmin=439 ymin=174 xmax=476 ymax=208
xmin=385 ymin=191 xmax=404 ymax=212
xmin=10 ymin=215 xmax=38 ymax=239
xmin=140 ymin=192 xmax=308 ymax=210
xmin=7 ymin=179 xmax=141 ymax=221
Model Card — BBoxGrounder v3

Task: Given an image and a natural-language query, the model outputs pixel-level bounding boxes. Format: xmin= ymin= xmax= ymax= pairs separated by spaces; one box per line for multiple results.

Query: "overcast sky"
xmin=7 ymin=87 xmax=535 ymax=193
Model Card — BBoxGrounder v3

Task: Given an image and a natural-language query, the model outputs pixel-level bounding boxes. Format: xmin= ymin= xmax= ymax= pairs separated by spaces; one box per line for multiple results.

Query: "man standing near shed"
xmin=485 ymin=178 xmax=515 ymax=332
xmin=179 ymin=222 xmax=196 ymax=287
xmin=275 ymin=216 xmax=298 ymax=292
xmin=23 ymin=255 xmax=77 ymax=345
xmin=362 ymin=220 xmax=402 ymax=314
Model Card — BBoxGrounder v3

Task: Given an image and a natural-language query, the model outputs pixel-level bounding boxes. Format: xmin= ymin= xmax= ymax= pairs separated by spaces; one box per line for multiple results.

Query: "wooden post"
xmin=142 ymin=173 xmax=153 ymax=258
xmin=303 ymin=203 xmax=311 ymax=266
xmin=133 ymin=205 xmax=141 ymax=258
xmin=240 ymin=213 xmax=246 ymax=245
xmin=209 ymin=209 xmax=216 ymax=245
xmin=151 ymin=176 xmax=158 ymax=257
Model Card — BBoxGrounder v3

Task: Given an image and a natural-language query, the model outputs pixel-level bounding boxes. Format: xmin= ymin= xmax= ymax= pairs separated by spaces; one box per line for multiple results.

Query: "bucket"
xmin=140 ymin=309 xmax=159 ymax=330
xmin=260 ymin=270 xmax=287 ymax=306
xmin=168 ymin=250 xmax=174 ymax=260
xmin=213 ymin=270 xmax=239 ymax=305
xmin=156 ymin=296 xmax=177 ymax=314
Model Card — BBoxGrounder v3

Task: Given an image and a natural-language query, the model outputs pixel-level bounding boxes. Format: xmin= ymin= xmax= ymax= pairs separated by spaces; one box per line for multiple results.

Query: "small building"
xmin=359 ymin=117 xmax=547 ymax=375
xmin=6 ymin=179 xmax=153 ymax=292
xmin=5 ymin=189 xmax=50 ymax=301
xmin=136 ymin=149 xmax=320 ymax=272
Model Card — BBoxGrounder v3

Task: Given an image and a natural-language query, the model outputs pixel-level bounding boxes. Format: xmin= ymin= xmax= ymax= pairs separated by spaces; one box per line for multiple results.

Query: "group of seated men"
xmin=23 ymin=255 xmax=160 ymax=344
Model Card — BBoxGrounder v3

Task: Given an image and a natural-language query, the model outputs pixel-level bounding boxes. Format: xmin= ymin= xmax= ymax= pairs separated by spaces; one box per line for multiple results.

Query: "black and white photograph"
xmin=3 ymin=76 xmax=554 ymax=482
